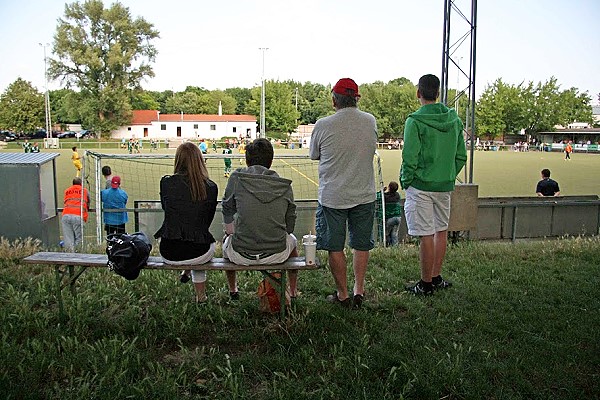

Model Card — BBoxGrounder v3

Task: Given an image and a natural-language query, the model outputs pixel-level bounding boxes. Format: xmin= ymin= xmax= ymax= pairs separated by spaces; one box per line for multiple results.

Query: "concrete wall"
xmin=134 ymin=193 xmax=600 ymax=247
xmin=474 ymin=196 xmax=600 ymax=240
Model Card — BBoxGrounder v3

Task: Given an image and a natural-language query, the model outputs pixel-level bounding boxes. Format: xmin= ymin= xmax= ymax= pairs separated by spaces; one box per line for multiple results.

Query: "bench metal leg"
xmin=260 ymin=270 xmax=288 ymax=318
xmin=54 ymin=266 xmax=66 ymax=322
xmin=53 ymin=265 xmax=88 ymax=321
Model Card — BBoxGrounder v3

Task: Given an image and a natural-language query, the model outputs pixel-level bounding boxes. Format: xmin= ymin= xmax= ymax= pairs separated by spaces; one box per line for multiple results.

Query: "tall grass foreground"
xmin=0 ymin=237 xmax=599 ymax=399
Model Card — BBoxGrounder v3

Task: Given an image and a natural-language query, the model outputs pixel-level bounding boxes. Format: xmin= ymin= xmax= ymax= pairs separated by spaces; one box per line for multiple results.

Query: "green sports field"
xmin=2 ymin=145 xmax=599 ymax=198
xmin=377 ymin=148 xmax=600 ymax=197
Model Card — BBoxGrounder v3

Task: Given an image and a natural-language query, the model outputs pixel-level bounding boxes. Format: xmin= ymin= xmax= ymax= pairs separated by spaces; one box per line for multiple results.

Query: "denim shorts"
xmin=316 ymin=202 xmax=375 ymax=252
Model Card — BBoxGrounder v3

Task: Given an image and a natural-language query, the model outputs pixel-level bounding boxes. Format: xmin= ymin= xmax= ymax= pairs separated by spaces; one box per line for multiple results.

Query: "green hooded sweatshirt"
xmin=400 ymin=103 xmax=467 ymax=192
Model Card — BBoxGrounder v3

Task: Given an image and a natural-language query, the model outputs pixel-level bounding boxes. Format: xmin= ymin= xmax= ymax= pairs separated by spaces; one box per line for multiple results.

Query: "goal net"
xmin=83 ymin=150 xmax=385 ymax=247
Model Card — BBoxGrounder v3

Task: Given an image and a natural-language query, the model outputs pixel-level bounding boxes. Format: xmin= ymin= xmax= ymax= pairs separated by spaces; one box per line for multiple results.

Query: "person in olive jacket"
xmin=221 ymin=138 xmax=298 ymax=300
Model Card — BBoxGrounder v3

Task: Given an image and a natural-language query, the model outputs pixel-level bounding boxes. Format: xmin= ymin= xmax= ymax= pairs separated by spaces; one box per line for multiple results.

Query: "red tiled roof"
xmin=131 ymin=110 xmax=256 ymax=124
xmin=132 ymin=110 xmax=159 ymax=124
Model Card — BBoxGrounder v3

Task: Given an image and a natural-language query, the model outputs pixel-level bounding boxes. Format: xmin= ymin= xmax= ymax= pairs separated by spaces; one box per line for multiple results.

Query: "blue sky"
xmin=0 ymin=0 xmax=598 ymax=102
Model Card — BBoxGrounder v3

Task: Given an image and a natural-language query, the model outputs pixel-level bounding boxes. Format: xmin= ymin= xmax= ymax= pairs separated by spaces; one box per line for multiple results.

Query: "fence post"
xmin=511 ymin=205 xmax=518 ymax=242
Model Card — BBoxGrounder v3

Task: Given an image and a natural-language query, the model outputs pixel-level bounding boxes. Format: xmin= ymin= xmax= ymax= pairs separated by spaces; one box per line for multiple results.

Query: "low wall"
xmin=131 ymin=194 xmax=600 ymax=247
xmin=474 ymin=195 xmax=600 ymax=240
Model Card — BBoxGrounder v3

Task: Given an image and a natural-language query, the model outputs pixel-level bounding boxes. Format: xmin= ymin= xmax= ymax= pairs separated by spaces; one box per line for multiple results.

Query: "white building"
xmin=111 ymin=110 xmax=258 ymax=140
xmin=290 ymin=124 xmax=315 ymax=148
xmin=593 ymin=106 xmax=600 ymax=126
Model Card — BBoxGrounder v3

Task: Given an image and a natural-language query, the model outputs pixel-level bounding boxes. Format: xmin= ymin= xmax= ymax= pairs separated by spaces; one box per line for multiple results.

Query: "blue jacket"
xmin=101 ymin=188 xmax=128 ymax=225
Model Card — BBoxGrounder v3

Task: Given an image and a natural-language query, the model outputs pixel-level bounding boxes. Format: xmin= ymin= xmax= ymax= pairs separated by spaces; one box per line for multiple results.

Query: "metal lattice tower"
xmin=441 ymin=0 xmax=477 ymax=184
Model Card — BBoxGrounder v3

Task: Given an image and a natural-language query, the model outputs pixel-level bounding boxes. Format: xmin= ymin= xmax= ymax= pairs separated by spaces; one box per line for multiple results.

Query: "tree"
xmin=131 ymin=90 xmax=160 ymax=111
xmin=197 ymin=90 xmax=237 ymax=114
xmin=164 ymin=92 xmax=202 ymax=114
xmin=49 ymin=0 xmax=159 ymax=136
xmin=557 ymin=88 xmax=593 ymax=127
xmin=520 ymin=78 xmax=560 ymax=134
xmin=145 ymin=90 xmax=174 ymax=113
xmin=245 ymin=80 xmax=300 ymax=137
xmin=359 ymin=78 xmax=418 ymax=137
xmin=48 ymin=88 xmax=84 ymax=130
xmin=0 ymin=78 xmax=45 ymax=133
xmin=295 ymin=81 xmax=333 ymax=125
xmin=476 ymin=79 xmax=529 ymax=139
xmin=225 ymin=87 xmax=253 ymax=115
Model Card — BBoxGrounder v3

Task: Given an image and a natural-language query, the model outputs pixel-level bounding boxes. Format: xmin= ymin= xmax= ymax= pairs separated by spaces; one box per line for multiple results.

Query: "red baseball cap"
xmin=332 ymin=78 xmax=361 ymax=98
xmin=111 ymin=176 xmax=121 ymax=188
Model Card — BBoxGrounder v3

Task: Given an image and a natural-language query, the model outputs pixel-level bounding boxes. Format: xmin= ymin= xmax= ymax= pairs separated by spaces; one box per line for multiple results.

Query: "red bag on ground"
xmin=257 ymin=272 xmax=290 ymax=313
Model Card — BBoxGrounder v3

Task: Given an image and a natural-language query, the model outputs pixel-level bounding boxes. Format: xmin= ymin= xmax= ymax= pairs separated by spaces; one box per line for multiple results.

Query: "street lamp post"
xmin=259 ymin=47 xmax=269 ymax=138
xmin=39 ymin=43 xmax=51 ymax=139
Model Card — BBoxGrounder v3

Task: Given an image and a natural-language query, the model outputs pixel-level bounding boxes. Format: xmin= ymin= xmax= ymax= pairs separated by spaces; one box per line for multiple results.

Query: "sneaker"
xmin=326 ymin=292 xmax=352 ymax=308
xmin=405 ymin=280 xmax=433 ymax=296
xmin=353 ymin=294 xmax=364 ymax=309
xmin=229 ymin=291 xmax=240 ymax=301
xmin=179 ymin=270 xmax=191 ymax=284
xmin=432 ymin=276 xmax=452 ymax=290
xmin=195 ymin=294 xmax=208 ymax=304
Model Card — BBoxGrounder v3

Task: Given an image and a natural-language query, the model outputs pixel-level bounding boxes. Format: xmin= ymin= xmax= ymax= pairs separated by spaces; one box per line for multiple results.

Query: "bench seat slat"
xmin=22 ymin=252 xmax=319 ymax=271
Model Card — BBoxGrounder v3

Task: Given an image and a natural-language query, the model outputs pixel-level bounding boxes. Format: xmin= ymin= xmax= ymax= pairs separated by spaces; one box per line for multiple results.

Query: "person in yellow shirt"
xmin=71 ymin=146 xmax=82 ymax=177
xmin=238 ymin=141 xmax=246 ymax=164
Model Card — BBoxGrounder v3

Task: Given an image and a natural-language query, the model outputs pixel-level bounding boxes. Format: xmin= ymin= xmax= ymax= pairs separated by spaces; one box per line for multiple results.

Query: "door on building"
xmin=144 ymin=128 xmax=148 ymax=137
xmin=177 ymin=127 xmax=182 ymax=137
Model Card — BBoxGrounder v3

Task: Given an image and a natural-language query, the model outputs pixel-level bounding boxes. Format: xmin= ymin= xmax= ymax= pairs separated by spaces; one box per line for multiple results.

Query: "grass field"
xmin=3 ymin=143 xmax=598 ymax=199
xmin=1 ymin=237 xmax=599 ymax=399
xmin=1 ymin=142 xmax=599 ymax=398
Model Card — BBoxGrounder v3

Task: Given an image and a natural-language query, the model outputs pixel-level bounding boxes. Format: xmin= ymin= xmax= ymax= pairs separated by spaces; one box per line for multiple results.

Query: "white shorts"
xmin=404 ymin=186 xmax=451 ymax=236
xmin=223 ymin=234 xmax=297 ymax=266
xmin=162 ymin=242 xmax=215 ymax=283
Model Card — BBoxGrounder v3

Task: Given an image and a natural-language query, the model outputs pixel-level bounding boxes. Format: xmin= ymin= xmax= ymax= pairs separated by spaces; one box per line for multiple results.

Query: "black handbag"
xmin=106 ymin=232 xmax=152 ymax=280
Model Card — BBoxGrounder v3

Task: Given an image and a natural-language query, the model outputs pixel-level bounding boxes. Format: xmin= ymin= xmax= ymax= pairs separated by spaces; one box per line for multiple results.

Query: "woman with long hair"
xmin=154 ymin=142 xmax=218 ymax=302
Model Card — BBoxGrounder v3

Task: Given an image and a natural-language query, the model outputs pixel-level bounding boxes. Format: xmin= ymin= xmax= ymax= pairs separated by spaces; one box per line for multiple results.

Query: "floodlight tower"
xmin=259 ymin=47 xmax=269 ymax=138
xmin=440 ymin=0 xmax=477 ymax=183
xmin=39 ymin=42 xmax=52 ymax=139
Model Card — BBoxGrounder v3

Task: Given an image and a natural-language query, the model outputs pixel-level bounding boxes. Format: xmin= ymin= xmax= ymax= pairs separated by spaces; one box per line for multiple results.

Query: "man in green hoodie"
xmin=401 ymin=74 xmax=467 ymax=295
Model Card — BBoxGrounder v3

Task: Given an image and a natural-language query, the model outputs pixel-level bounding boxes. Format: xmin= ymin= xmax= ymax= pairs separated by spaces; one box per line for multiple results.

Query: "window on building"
xmin=127 ymin=127 xmax=132 ymax=131
xmin=161 ymin=124 xmax=166 ymax=130
xmin=233 ymin=127 xmax=237 ymax=133
xmin=210 ymin=125 xmax=216 ymax=131
xmin=193 ymin=124 xmax=198 ymax=129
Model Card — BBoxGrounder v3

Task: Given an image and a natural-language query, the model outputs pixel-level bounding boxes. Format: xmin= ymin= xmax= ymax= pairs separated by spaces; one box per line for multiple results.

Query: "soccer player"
xmin=223 ymin=143 xmax=232 ymax=177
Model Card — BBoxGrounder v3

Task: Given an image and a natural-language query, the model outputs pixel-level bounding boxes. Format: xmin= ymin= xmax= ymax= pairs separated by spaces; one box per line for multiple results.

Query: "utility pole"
xmin=39 ymin=43 xmax=51 ymax=139
xmin=259 ymin=47 xmax=269 ymax=138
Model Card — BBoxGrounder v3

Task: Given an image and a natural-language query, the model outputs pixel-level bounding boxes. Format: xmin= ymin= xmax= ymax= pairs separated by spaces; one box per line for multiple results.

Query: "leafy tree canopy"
xmin=48 ymin=0 xmax=159 ymax=135
xmin=0 ymin=78 xmax=44 ymax=133
xmin=476 ymin=77 xmax=593 ymax=139
xmin=359 ymin=78 xmax=419 ymax=137
xmin=245 ymin=80 xmax=300 ymax=135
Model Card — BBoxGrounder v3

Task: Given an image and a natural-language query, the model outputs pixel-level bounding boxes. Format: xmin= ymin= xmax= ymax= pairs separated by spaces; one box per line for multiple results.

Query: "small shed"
xmin=0 ymin=153 xmax=60 ymax=247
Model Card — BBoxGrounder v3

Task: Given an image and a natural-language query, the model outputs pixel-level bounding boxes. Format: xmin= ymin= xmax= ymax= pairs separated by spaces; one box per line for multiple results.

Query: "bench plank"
xmin=22 ymin=251 xmax=320 ymax=320
xmin=22 ymin=252 xmax=319 ymax=271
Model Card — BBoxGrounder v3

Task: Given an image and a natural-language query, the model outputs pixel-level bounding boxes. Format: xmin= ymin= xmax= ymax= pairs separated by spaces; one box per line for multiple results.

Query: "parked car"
xmin=0 ymin=131 xmax=17 ymax=142
xmin=28 ymin=129 xmax=48 ymax=139
xmin=57 ymin=131 xmax=77 ymax=139
xmin=76 ymin=129 xmax=95 ymax=139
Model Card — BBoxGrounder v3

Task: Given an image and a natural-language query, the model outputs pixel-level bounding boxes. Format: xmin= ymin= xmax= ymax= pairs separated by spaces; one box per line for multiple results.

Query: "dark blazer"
xmin=154 ymin=174 xmax=218 ymax=244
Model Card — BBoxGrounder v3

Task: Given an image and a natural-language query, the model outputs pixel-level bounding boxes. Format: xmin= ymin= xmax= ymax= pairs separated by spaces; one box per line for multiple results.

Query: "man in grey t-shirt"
xmin=310 ymin=78 xmax=378 ymax=309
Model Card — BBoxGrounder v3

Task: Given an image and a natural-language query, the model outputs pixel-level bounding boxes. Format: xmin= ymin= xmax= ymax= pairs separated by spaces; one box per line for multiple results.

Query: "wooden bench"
xmin=22 ymin=252 xmax=320 ymax=319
